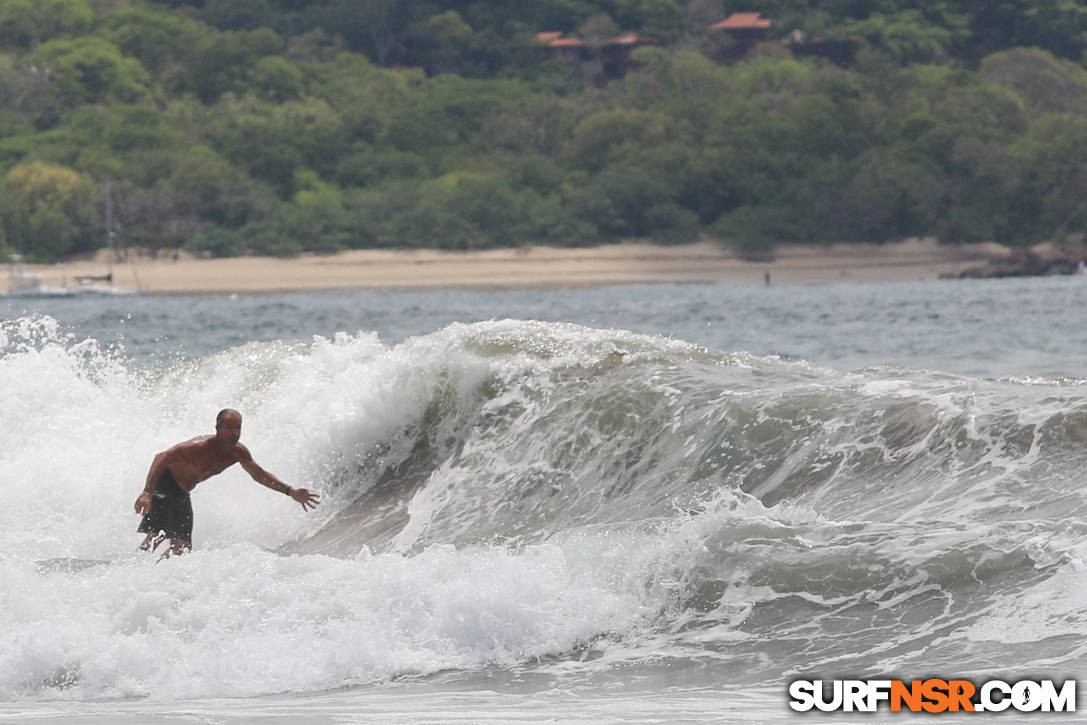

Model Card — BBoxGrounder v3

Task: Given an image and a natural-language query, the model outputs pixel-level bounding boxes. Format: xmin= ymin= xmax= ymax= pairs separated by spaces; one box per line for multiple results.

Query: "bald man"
xmin=134 ymin=408 xmax=320 ymax=557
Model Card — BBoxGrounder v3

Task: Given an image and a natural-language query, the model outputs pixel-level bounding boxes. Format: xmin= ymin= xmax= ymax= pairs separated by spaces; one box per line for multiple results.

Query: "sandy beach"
xmin=7 ymin=238 xmax=1009 ymax=296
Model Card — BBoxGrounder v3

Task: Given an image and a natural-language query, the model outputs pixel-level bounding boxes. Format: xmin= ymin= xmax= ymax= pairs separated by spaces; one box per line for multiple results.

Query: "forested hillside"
xmin=1 ymin=0 xmax=1085 ymax=261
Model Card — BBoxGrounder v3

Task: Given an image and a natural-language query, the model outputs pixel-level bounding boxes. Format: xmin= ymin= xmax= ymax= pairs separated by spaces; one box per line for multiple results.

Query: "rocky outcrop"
xmin=946 ymin=239 xmax=1087 ymax=279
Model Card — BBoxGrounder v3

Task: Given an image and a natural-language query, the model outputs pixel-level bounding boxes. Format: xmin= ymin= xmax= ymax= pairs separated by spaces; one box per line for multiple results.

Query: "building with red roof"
xmin=536 ymin=30 xmax=656 ymax=83
xmin=711 ymin=12 xmax=772 ymax=31
xmin=709 ymin=12 xmax=773 ymax=61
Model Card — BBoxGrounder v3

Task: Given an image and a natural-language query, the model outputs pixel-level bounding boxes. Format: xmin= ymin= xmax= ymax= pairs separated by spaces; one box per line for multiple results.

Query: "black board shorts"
xmin=137 ymin=469 xmax=193 ymax=542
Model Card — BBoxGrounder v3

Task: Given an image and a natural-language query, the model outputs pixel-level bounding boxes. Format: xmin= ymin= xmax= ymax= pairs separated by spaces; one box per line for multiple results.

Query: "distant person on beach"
xmin=134 ymin=408 xmax=320 ymax=557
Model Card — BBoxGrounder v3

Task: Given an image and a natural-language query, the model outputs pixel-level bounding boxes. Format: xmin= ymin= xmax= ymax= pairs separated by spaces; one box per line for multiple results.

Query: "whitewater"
xmin=2 ymin=277 xmax=1087 ymax=723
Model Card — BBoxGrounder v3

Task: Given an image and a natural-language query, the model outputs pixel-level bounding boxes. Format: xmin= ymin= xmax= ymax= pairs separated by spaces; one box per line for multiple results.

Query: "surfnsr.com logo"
xmin=788 ymin=679 xmax=1076 ymax=713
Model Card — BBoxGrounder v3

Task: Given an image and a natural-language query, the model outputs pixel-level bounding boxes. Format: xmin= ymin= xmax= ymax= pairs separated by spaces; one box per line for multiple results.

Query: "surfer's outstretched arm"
xmin=237 ymin=445 xmax=320 ymax=511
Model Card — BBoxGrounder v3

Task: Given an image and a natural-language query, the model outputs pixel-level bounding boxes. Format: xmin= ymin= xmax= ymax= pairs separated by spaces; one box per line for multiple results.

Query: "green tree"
xmin=843 ymin=10 xmax=960 ymax=65
xmin=153 ymin=147 xmax=272 ymax=245
xmin=205 ymin=95 xmax=347 ymax=196
xmin=482 ymin=94 xmax=577 ymax=156
xmin=1015 ymin=115 xmax=1087 ymax=240
xmin=610 ymin=46 xmax=729 ymax=123
xmin=309 ymin=0 xmax=424 ymax=66
xmin=332 ymin=143 xmax=426 ymax=188
xmin=564 ymin=164 xmax=676 ymax=238
xmin=307 ymin=51 xmax=408 ymax=143
xmin=2 ymin=160 xmax=97 ymax=260
xmin=383 ymin=75 xmax=532 ymax=159
xmin=605 ymin=0 xmax=684 ymax=43
xmin=248 ymin=56 xmax=305 ymax=101
xmin=0 ymin=51 xmax=55 ymax=123
xmin=240 ymin=174 xmax=354 ymax=255
xmin=979 ymin=48 xmax=1087 ymax=116
xmin=60 ymin=104 xmax=178 ymax=155
xmin=413 ymin=10 xmax=473 ymax=74
xmin=197 ymin=0 xmax=288 ymax=32
xmin=103 ymin=6 xmax=205 ymax=86
xmin=936 ymin=137 xmax=1024 ymax=243
xmin=30 ymin=37 xmax=150 ymax=107
xmin=561 ymin=107 xmax=688 ymax=172
xmin=712 ymin=204 xmax=801 ymax=258
xmin=0 ymin=0 xmax=92 ymax=48
xmin=441 ymin=172 xmax=536 ymax=247
xmin=832 ymin=148 xmax=944 ymax=241
xmin=182 ymin=27 xmax=284 ymax=102
xmin=966 ymin=0 xmax=1087 ymax=61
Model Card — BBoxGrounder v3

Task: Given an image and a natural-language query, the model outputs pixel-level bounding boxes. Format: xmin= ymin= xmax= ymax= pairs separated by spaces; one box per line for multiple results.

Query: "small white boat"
xmin=7 ymin=264 xmax=76 ymax=297
xmin=72 ymin=274 xmax=135 ymax=295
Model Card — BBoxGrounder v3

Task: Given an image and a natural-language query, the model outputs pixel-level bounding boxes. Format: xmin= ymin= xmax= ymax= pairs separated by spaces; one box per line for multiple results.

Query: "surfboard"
xmin=34 ymin=557 xmax=113 ymax=574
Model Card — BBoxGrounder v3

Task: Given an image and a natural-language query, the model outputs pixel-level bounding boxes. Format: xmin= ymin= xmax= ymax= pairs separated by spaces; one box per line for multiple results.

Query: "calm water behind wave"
xmin=4 ymin=275 xmax=1087 ymax=377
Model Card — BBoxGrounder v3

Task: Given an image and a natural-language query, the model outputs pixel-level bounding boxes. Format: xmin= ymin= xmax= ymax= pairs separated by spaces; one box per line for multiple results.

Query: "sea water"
xmin=2 ymin=277 xmax=1087 ymax=723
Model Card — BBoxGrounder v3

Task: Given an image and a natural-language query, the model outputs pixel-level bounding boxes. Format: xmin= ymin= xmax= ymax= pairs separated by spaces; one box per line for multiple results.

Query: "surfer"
xmin=134 ymin=408 xmax=320 ymax=557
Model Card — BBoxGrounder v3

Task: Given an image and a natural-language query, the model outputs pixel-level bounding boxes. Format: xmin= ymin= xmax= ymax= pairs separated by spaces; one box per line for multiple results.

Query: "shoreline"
xmin=6 ymin=238 xmax=1010 ymax=296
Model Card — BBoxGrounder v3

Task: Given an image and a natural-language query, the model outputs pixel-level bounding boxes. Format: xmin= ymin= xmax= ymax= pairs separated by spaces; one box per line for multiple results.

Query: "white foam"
xmin=0 ymin=535 xmax=665 ymax=700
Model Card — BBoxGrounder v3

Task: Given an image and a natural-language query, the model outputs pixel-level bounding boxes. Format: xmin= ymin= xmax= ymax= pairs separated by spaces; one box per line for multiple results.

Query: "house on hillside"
xmin=710 ymin=12 xmax=772 ymax=61
xmin=537 ymin=30 xmax=655 ymax=84
xmin=537 ymin=12 xmax=856 ymax=79
xmin=711 ymin=12 xmax=772 ymax=39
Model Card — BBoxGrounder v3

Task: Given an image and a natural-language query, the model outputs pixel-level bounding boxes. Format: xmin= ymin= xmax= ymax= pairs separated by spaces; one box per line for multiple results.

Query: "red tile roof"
xmin=607 ymin=32 xmax=642 ymax=45
xmin=711 ymin=12 xmax=771 ymax=30
xmin=537 ymin=30 xmax=653 ymax=48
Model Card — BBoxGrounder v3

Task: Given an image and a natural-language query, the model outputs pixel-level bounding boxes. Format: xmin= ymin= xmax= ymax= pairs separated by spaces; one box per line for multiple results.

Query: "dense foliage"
xmin=0 ymin=0 xmax=1085 ymax=260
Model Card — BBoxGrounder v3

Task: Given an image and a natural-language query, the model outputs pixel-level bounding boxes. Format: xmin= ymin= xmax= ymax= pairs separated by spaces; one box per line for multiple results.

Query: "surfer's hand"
xmin=135 ymin=491 xmax=152 ymax=515
xmin=290 ymin=487 xmax=320 ymax=511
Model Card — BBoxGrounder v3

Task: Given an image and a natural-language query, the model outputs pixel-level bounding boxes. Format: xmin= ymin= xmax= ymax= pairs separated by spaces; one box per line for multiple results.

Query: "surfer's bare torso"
xmin=156 ymin=435 xmax=257 ymax=492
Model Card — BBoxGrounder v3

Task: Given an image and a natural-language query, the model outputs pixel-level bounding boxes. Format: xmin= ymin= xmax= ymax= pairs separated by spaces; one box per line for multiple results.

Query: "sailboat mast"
xmin=104 ymin=178 xmax=115 ymax=280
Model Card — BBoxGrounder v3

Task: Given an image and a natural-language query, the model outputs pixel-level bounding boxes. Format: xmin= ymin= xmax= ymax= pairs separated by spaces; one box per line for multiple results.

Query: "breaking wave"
xmin=2 ymin=316 xmax=1086 ymax=700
